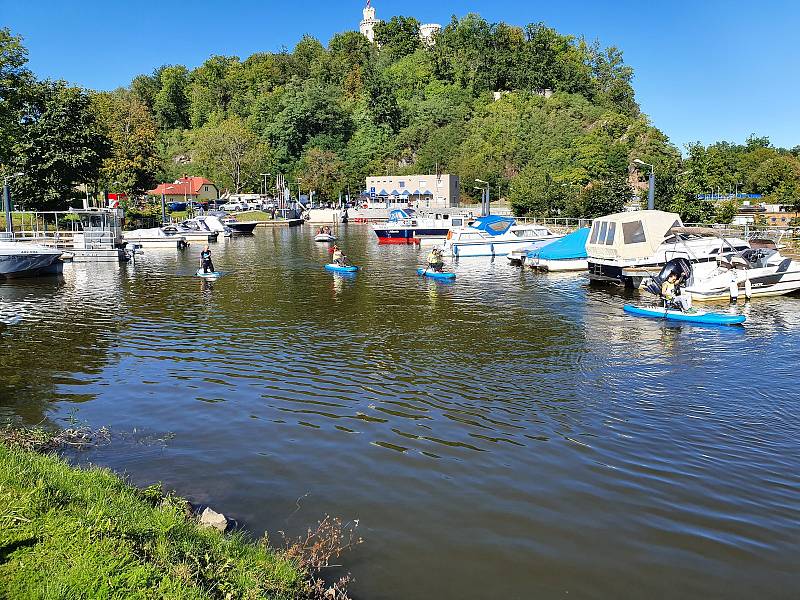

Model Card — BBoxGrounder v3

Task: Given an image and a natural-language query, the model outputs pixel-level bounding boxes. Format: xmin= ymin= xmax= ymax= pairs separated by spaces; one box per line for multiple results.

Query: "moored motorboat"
xmin=373 ymin=209 xmax=475 ymax=244
xmin=443 ymin=216 xmax=561 ymax=257
xmin=586 ymin=212 xmax=749 ymax=287
xmin=315 ymin=233 xmax=337 ymax=242
xmin=685 ymin=245 xmax=800 ymax=301
xmin=510 ymin=227 xmax=590 ymax=271
xmin=0 ymin=241 xmax=63 ymax=278
xmin=123 ymin=228 xmax=188 ymax=249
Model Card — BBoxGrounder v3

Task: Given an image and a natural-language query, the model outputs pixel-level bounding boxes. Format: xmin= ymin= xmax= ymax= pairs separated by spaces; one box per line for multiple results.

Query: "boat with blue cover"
xmin=623 ymin=304 xmax=745 ymax=325
xmin=417 ymin=268 xmax=455 ymax=280
xmin=443 ymin=215 xmax=561 ymax=257
xmin=325 ymin=263 xmax=359 ymax=273
xmin=509 ymin=227 xmax=590 ymax=271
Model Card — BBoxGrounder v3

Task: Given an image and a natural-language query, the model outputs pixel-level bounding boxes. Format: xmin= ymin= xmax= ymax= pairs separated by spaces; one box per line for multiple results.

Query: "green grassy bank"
xmin=0 ymin=435 xmax=334 ymax=599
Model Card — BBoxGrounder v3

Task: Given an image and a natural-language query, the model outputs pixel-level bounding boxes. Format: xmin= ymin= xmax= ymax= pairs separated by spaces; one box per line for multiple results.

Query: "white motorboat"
xmin=372 ymin=208 xmax=476 ymax=244
xmin=123 ymin=228 xmax=188 ymax=249
xmin=0 ymin=241 xmax=63 ymax=278
xmin=586 ymin=211 xmax=749 ymax=287
xmin=685 ymin=243 xmax=800 ymax=301
xmin=442 ymin=215 xmax=561 ymax=257
xmin=314 ymin=233 xmax=337 ymax=242
xmin=509 ymin=227 xmax=590 ymax=272
xmin=163 ymin=221 xmax=219 ymax=243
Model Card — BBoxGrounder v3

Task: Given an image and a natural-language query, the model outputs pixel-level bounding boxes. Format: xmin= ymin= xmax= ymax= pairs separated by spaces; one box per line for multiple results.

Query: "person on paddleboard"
xmin=200 ymin=245 xmax=215 ymax=274
xmin=661 ymin=272 xmax=691 ymax=311
xmin=427 ymin=247 xmax=444 ymax=272
xmin=331 ymin=244 xmax=348 ymax=266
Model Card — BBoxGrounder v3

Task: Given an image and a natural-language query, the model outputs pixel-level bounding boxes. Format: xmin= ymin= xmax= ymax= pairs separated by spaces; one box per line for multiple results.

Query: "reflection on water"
xmin=1 ymin=226 xmax=799 ymax=599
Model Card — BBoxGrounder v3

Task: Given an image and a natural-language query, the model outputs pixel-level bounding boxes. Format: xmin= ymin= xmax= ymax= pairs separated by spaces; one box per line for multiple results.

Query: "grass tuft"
xmin=0 ymin=430 xmax=360 ymax=599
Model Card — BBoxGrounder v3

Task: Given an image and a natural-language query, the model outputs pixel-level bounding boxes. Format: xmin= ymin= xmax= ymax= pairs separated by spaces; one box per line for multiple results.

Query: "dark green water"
xmin=1 ymin=225 xmax=798 ymax=599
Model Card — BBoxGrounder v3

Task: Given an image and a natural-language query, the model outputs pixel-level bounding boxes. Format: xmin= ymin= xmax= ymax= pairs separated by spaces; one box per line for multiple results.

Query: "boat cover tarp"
xmin=387 ymin=208 xmax=414 ymax=222
xmin=469 ymin=215 xmax=515 ymax=236
xmin=528 ymin=227 xmax=589 ymax=260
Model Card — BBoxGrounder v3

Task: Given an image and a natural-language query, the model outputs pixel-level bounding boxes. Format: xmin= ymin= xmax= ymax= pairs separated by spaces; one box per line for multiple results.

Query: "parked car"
xmin=220 ymin=201 xmax=245 ymax=211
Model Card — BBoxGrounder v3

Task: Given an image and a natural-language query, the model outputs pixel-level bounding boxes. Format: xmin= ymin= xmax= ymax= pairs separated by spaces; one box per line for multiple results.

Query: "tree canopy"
xmin=1 ymin=16 xmax=797 ymax=222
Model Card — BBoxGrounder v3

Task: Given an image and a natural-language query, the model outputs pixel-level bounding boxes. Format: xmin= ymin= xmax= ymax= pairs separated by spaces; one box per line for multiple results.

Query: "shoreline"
xmin=0 ymin=426 xmax=358 ymax=600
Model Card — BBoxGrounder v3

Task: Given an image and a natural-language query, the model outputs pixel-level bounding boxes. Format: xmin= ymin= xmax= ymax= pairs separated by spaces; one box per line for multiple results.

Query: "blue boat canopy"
xmin=469 ymin=215 xmax=515 ymax=236
xmin=528 ymin=227 xmax=590 ymax=260
xmin=387 ymin=208 xmax=414 ymax=222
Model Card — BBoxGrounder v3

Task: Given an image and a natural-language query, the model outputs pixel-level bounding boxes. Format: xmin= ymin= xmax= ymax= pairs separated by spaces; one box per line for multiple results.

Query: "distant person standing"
xmin=200 ymin=245 xmax=214 ymax=274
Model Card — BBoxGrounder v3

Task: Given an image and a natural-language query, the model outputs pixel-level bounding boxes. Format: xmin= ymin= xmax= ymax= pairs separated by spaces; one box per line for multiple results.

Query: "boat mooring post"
xmin=2 ymin=172 xmax=24 ymax=239
xmin=2 ymin=184 xmax=11 ymax=237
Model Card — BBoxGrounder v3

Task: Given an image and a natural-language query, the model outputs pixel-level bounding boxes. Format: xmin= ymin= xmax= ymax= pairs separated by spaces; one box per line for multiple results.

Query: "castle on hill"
xmin=359 ymin=1 xmax=441 ymax=46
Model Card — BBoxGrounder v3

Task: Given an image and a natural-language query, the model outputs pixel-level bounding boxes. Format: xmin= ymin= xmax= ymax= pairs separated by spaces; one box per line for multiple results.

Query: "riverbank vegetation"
xmin=0 ymin=426 xmax=358 ymax=599
xmin=1 ymin=19 xmax=799 ymax=220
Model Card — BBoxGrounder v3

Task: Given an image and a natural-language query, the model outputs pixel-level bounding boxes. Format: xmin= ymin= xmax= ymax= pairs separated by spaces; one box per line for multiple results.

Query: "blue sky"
xmin=5 ymin=0 xmax=799 ymax=151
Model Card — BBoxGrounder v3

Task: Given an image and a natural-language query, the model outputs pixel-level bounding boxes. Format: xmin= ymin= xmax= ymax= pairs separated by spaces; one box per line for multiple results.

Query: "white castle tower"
xmin=359 ymin=1 xmax=380 ymax=43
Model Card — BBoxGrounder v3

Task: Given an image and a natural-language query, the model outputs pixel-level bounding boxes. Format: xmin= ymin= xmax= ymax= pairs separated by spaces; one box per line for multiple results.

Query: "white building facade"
xmin=365 ymin=174 xmax=460 ymax=209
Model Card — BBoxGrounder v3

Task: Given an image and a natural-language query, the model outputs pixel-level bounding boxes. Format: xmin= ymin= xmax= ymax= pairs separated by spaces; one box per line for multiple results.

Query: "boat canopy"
xmin=387 ymin=208 xmax=414 ymax=222
xmin=469 ymin=215 xmax=515 ymax=236
xmin=528 ymin=227 xmax=589 ymax=260
xmin=586 ymin=210 xmax=683 ymax=260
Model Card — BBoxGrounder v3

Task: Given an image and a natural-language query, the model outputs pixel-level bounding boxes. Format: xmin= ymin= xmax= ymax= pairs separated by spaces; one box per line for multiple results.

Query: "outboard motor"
xmin=644 ymin=257 xmax=693 ymax=296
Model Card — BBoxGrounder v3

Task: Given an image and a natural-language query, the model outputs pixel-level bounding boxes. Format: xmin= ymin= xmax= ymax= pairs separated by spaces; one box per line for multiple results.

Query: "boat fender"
xmin=744 ymin=277 xmax=752 ymax=300
xmin=729 ymin=272 xmax=738 ymax=303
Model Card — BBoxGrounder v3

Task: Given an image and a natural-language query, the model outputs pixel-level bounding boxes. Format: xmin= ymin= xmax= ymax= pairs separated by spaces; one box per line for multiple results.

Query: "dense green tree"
xmin=300 ymin=147 xmax=346 ymax=200
xmin=0 ymin=28 xmax=33 ymax=167
xmin=153 ymin=65 xmax=189 ymax=130
xmin=11 ymin=80 xmax=109 ymax=208
xmin=192 ymin=116 xmax=270 ymax=193
xmin=374 ymin=16 xmax=422 ymax=58
xmin=92 ymin=90 xmax=160 ymax=197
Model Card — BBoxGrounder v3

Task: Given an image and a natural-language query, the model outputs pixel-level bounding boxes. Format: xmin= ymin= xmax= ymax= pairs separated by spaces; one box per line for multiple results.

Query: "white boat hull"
xmin=530 ymin=257 xmax=588 ymax=272
xmin=447 ymin=238 xmax=554 ymax=258
xmin=0 ymin=242 xmax=63 ymax=278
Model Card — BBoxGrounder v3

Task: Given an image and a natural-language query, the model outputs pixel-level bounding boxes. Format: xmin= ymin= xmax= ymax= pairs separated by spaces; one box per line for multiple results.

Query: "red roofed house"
xmin=147 ymin=176 xmax=219 ymax=203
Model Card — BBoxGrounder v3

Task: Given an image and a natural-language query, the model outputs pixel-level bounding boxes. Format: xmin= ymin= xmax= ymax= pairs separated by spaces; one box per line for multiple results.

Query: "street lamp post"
xmin=633 ymin=159 xmax=655 ymax=210
xmin=3 ymin=172 xmax=24 ymax=237
xmin=162 ymin=185 xmax=175 ymax=224
xmin=260 ymin=173 xmax=271 ymax=198
xmin=475 ymin=178 xmax=490 ymax=216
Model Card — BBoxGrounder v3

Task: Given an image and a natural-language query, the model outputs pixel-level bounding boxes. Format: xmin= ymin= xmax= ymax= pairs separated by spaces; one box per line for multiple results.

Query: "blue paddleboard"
xmin=325 ymin=263 xmax=359 ymax=273
xmin=623 ymin=304 xmax=745 ymax=325
xmin=417 ymin=268 xmax=456 ymax=280
xmin=195 ymin=269 xmax=223 ymax=278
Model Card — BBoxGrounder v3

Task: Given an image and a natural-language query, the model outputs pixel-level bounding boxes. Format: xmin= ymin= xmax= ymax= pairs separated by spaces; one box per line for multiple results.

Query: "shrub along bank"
xmin=0 ymin=428 xmax=355 ymax=599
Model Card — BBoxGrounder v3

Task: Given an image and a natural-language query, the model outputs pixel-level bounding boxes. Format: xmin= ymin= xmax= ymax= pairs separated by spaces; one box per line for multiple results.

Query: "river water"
xmin=1 ymin=225 xmax=798 ymax=599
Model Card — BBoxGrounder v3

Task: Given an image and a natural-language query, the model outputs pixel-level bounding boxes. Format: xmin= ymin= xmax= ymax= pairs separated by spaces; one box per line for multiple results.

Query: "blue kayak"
xmin=325 ymin=263 xmax=359 ymax=273
xmin=624 ymin=304 xmax=745 ymax=325
xmin=417 ymin=268 xmax=456 ymax=280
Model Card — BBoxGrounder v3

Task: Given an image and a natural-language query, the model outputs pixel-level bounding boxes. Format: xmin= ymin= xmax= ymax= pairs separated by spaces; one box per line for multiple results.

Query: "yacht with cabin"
xmin=586 ymin=210 xmax=749 ymax=288
xmin=442 ymin=215 xmax=562 ymax=257
xmin=372 ymin=208 xmax=477 ymax=244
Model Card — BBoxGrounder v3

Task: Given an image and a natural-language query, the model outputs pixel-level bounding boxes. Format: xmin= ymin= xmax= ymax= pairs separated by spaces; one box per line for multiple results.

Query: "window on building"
xmin=204 ymin=186 xmax=208 ymax=192
xmin=622 ymin=220 xmax=647 ymax=244
xmin=399 ymin=181 xmax=405 ymax=188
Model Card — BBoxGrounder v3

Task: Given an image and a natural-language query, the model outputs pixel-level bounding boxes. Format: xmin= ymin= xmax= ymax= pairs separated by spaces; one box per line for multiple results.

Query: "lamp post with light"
xmin=475 ymin=178 xmax=490 ymax=216
xmin=633 ymin=159 xmax=655 ymax=210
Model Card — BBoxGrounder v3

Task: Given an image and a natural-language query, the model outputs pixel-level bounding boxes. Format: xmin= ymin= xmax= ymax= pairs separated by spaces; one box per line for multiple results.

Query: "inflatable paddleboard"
xmin=325 ymin=263 xmax=359 ymax=273
xmin=417 ymin=268 xmax=456 ymax=280
xmin=314 ymin=234 xmax=337 ymax=242
xmin=623 ymin=304 xmax=745 ymax=325
xmin=195 ymin=269 xmax=223 ymax=278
